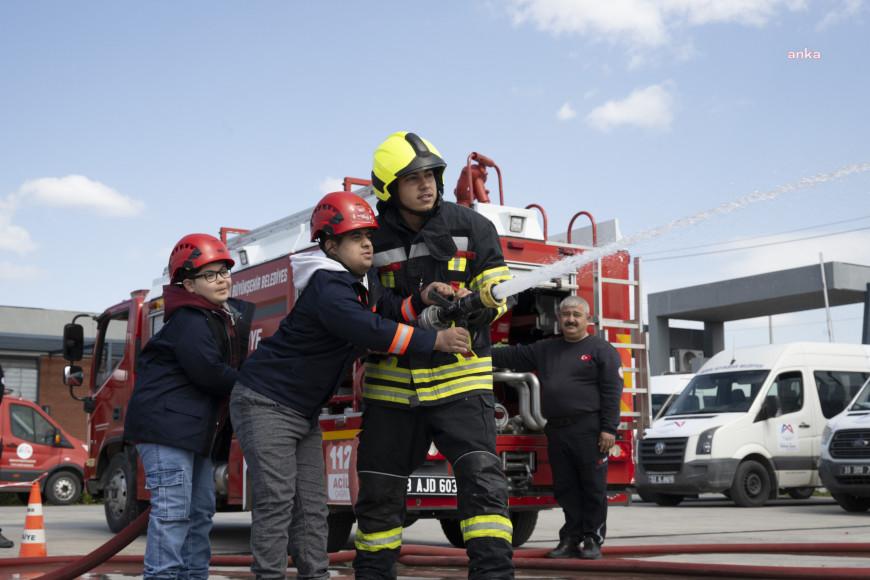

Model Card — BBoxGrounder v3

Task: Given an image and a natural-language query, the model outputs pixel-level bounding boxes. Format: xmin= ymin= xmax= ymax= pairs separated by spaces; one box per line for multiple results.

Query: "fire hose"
xmin=6 ymin=539 xmax=870 ymax=579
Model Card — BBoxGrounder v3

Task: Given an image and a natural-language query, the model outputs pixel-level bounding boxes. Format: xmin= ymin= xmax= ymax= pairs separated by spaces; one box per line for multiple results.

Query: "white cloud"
xmin=508 ymin=0 xmax=669 ymax=47
xmin=16 ymin=175 xmax=146 ymax=217
xmin=556 ymin=102 xmax=577 ymax=120
xmin=0 ymin=213 xmax=38 ymax=255
xmin=0 ymin=260 xmax=48 ymax=281
xmin=318 ymin=177 xmax=345 ymax=195
xmin=816 ymin=0 xmax=865 ymax=30
xmin=585 ymin=83 xmax=675 ymax=132
xmin=506 ymin=0 xmax=808 ymax=50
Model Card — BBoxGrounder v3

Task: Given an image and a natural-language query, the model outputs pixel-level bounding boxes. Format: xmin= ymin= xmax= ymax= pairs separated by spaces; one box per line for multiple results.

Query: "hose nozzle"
xmin=478 ymin=280 xmax=506 ymax=310
xmin=418 ymin=281 xmax=506 ymax=331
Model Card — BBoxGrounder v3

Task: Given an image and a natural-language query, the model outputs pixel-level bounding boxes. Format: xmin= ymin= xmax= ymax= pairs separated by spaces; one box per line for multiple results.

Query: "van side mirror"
xmin=756 ymin=395 xmax=779 ymax=422
xmin=64 ymin=365 xmax=84 ymax=387
xmin=63 ymin=323 xmax=84 ymax=362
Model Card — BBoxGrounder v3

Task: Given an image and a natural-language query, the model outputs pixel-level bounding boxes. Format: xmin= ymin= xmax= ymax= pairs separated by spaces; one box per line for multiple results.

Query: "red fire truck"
xmin=61 ymin=153 xmax=649 ymax=551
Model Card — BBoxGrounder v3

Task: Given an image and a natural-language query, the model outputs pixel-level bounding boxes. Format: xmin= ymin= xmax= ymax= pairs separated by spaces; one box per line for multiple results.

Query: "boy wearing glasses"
xmin=125 ymin=233 xmax=255 ymax=580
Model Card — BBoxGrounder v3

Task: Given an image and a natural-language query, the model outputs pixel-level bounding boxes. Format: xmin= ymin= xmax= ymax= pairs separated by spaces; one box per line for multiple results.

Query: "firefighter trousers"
xmin=352 ymin=396 xmax=514 ymax=579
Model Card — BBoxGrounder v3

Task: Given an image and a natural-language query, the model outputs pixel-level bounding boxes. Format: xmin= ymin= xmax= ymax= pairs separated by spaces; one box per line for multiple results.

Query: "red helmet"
xmin=310 ymin=192 xmax=378 ymax=242
xmin=169 ymin=233 xmax=235 ymax=283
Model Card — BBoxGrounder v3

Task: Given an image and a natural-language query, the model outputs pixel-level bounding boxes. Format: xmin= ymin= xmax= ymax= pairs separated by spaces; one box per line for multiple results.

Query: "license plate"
xmin=840 ymin=465 xmax=870 ymax=475
xmin=649 ymin=474 xmax=675 ymax=484
xmin=407 ymin=475 xmax=457 ymax=496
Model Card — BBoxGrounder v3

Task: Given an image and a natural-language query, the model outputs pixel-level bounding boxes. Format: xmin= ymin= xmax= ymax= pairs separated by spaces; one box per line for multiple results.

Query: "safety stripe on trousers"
xmin=355 ymin=526 xmax=403 ymax=552
xmin=461 ymin=514 xmax=513 ymax=543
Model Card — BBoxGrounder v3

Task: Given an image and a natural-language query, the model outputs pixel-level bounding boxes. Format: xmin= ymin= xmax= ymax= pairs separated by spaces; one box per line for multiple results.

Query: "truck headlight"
xmin=821 ymin=425 xmax=832 ymax=445
xmin=695 ymin=426 xmax=720 ymax=455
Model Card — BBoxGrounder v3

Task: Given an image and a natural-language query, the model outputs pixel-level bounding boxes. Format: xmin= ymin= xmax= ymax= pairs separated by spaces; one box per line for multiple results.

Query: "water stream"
xmin=492 ymin=162 xmax=870 ymax=301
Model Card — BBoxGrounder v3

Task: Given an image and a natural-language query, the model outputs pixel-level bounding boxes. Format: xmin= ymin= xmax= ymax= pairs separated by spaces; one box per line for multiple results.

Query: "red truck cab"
xmin=0 ymin=391 xmax=88 ymax=505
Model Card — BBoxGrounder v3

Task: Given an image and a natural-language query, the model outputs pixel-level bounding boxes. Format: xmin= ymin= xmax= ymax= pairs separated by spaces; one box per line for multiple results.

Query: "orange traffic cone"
xmin=19 ymin=480 xmax=47 ymax=557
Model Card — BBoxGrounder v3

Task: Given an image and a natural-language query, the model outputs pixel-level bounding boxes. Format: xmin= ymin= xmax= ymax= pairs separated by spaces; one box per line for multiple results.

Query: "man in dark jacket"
xmin=353 ymin=132 xmax=515 ymax=580
xmin=492 ymin=295 xmax=624 ymax=560
xmin=124 ymin=233 xmax=254 ymax=580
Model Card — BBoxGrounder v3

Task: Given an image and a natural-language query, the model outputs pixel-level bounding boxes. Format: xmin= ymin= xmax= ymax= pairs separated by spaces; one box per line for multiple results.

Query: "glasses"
xmin=192 ymin=268 xmax=232 ymax=283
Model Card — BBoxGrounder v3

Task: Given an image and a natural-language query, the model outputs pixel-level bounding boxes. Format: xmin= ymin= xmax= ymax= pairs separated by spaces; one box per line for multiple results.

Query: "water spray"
xmin=491 ymin=161 xmax=870 ymax=302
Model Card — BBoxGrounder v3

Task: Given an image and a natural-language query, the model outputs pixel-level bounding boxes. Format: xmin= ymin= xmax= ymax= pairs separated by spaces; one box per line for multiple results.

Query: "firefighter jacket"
xmin=364 ymin=199 xmax=513 ymax=408
xmin=124 ymin=285 xmax=254 ymax=457
xmin=237 ymin=250 xmax=440 ymax=422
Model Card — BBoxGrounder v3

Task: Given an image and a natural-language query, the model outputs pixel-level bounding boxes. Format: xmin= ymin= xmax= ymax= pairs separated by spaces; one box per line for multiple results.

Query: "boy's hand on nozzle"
xmin=434 ymin=327 xmax=470 ymax=353
xmin=422 ymin=282 xmax=455 ymax=305
xmin=422 ymin=282 xmax=471 ymax=305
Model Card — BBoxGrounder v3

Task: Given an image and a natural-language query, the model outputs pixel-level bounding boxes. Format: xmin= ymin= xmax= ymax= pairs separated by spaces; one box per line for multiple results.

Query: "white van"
xmin=650 ymin=374 xmax=694 ymax=421
xmin=819 ymin=376 xmax=870 ymax=512
xmin=636 ymin=342 xmax=870 ymax=507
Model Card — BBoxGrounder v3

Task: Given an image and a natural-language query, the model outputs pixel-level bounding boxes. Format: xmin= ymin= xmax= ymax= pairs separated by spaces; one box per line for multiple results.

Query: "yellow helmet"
xmin=371 ymin=132 xmax=447 ymax=203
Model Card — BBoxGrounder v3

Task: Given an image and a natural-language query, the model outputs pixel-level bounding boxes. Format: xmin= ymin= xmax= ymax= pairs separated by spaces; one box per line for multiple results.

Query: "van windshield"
xmin=850 ymin=378 xmax=870 ymax=411
xmin=664 ymin=370 xmax=769 ymax=416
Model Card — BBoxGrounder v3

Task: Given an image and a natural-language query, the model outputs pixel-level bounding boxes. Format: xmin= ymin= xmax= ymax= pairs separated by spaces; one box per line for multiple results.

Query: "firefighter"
xmin=353 ymin=132 xmax=516 ymax=579
xmin=124 ymin=233 xmax=254 ymax=580
xmin=229 ymin=192 xmax=470 ymax=580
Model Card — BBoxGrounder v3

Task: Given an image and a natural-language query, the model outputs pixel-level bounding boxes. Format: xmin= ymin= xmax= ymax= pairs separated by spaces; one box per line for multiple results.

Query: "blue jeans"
xmin=229 ymin=383 xmax=330 ymax=580
xmin=136 ymin=443 xmax=215 ymax=580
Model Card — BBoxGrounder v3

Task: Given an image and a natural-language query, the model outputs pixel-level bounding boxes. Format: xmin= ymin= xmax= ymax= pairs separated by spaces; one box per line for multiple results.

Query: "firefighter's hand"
xmin=599 ymin=432 xmax=616 ymax=454
xmin=433 ymin=327 xmax=470 ymax=353
xmin=422 ymin=282 xmax=456 ymax=305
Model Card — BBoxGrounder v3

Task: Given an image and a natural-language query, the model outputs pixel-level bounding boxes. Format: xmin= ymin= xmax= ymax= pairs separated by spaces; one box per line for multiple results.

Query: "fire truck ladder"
xmin=591 ymin=257 xmax=651 ymax=438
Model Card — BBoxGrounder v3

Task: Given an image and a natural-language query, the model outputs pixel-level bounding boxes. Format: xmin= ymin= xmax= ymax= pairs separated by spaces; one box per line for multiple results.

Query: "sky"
xmin=2 ymin=0 xmax=869 ymax=359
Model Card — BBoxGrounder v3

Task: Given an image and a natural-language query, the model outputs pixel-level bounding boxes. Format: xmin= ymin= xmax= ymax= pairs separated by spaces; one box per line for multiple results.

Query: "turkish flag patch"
xmin=581 ymin=355 xmax=591 ymax=361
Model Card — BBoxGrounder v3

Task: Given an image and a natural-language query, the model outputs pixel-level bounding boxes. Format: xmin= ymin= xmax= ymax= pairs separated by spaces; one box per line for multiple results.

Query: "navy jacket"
xmin=124 ymin=285 xmax=254 ymax=456
xmin=238 ymin=252 xmax=439 ymax=421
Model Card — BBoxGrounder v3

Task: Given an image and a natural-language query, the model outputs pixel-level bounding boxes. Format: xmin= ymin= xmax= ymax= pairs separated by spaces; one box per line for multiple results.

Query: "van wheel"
xmin=785 ymin=487 xmax=815 ymax=500
xmin=104 ymin=452 xmax=146 ymax=533
xmin=325 ymin=511 xmax=355 ymax=552
xmin=831 ymin=492 xmax=870 ymax=512
xmin=45 ymin=471 xmax=82 ymax=505
xmin=730 ymin=460 xmax=770 ymax=507
xmin=654 ymin=493 xmax=685 ymax=506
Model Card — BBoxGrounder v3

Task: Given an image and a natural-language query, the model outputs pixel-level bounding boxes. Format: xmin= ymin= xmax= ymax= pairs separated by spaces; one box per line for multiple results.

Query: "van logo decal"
xmin=853 ymin=439 xmax=870 ymax=448
xmin=654 ymin=442 xmax=666 ymax=455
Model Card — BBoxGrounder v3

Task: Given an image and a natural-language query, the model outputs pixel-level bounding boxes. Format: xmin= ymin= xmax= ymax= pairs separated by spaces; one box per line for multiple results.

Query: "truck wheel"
xmin=439 ymin=518 xmax=465 ymax=548
xmin=326 ymin=511 xmax=355 ymax=552
xmin=510 ymin=511 xmax=538 ymax=547
xmin=831 ymin=492 xmax=870 ymax=512
xmin=785 ymin=487 xmax=815 ymax=500
xmin=45 ymin=471 xmax=82 ymax=506
xmin=730 ymin=460 xmax=770 ymax=507
xmin=104 ymin=452 xmax=146 ymax=533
